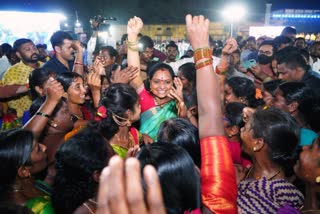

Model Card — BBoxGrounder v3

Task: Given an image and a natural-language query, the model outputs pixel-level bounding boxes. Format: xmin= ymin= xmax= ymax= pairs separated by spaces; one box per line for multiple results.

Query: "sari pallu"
xmin=139 ymin=100 xmax=177 ymax=141
xmin=111 ymin=127 xmax=140 ymax=159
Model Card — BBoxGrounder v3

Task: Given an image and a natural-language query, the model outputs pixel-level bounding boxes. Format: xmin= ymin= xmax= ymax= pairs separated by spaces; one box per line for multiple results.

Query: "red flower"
xmin=95 ymin=106 xmax=108 ymax=121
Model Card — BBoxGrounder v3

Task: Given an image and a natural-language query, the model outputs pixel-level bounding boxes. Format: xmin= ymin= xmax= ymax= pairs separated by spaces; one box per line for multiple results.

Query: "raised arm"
xmin=23 ymin=78 xmax=65 ymax=140
xmin=186 ymin=14 xmax=237 ymax=214
xmin=186 ymin=15 xmax=224 ymax=137
xmin=127 ymin=17 xmax=144 ymax=90
xmin=72 ymin=40 xmax=84 ymax=76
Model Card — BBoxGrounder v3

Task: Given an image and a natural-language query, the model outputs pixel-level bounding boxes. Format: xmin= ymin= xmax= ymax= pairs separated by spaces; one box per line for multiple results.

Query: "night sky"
xmin=1 ymin=0 xmax=320 ymax=26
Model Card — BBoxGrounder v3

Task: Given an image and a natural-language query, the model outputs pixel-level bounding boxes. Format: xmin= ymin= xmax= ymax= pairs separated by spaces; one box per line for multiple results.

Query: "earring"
xmin=126 ymin=119 xmax=132 ymax=127
xmin=253 ymin=146 xmax=257 ymax=152
xmin=316 ymin=176 xmax=320 ymax=183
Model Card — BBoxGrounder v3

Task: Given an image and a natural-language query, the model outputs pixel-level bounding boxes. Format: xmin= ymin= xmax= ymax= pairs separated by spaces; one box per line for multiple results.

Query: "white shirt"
xmin=165 ymin=56 xmax=221 ymax=75
xmin=311 ymin=58 xmax=320 ymax=74
xmin=0 ymin=55 xmax=11 ymax=80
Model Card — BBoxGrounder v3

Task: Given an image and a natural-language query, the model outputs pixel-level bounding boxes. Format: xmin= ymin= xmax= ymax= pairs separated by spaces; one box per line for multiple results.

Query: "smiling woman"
xmin=55 ymin=72 xmax=93 ymax=129
xmin=126 ymin=17 xmax=188 ymax=140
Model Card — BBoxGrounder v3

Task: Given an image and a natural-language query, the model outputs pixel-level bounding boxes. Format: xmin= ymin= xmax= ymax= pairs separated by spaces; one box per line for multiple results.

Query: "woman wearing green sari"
xmin=127 ymin=20 xmax=187 ymax=140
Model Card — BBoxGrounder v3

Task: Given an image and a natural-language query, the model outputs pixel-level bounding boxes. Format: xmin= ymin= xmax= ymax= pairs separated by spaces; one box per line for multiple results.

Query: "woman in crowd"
xmin=224 ymin=102 xmax=251 ymax=168
xmin=261 ymin=79 xmax=282 ymax=107
xmin=52 ymin=127 xmax=113 ymax=214
xmin=0 ymin=128 xmax=49 ymax=213
xmin=294 ymin=137 xmax=320 ymax=212
xmin=177 ymin=63 xmax=198 ymax=126
xmin=55 ymin=72 xmax=93 ymax=129
xmin=99 ymin=46 xmax=119 ymax=74
xmin=157 ymin=117 xmax=201 ymax=168
xmin=273 ymin=81 xmax=319 ymax=145
xmin=126 ymin=20 xmax=187 ymax=140
xmin=116 ymin=15 xmax=237 ymax=213
xmin=238 ymin=107 xmax=304 ymax=213
xmin=88 ymin=83 xmax=150 ymax=158
xmin=224 ymin=76 xmax=264 ymax=108
xmin=25 ymin=77 xmax=73 ymax=164
xmin=137 ymin=142 xmax=201 ymax=213
xmin=177 ymin=62 xmax=197 ymax=109
xmin=29 ymin=68 xmax=54 ymax=101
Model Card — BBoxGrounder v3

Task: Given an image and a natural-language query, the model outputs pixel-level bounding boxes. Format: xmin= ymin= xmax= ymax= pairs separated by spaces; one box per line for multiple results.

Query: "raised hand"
xmin=127 ymin=16 xmax=143 ymax=37
xmin=72 ymin=40 xmax=84 ymax=52
xmin=97 ymin=156 xmax=166 ymax=214
xmin=93 ymin=57 xmax=106 ymax=75
xmin=185 ymin=14 xmax=210 ymax=50
xmin=112 ymin=66 xmax=139 ymax=84
xmin=222 ymin=38 xmax=238 ymax=55
xmin=45 ymin=77 xmax=64 ymax=103
xmin=87 ymin=70 xmax=101 ymax=92
xmin=168 ymin=78 xmax=187 ymax=118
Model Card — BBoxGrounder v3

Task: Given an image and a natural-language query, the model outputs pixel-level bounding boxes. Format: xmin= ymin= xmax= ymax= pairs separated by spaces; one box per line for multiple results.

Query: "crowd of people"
xmin=0 ymin=11 xmax=320 ymax=214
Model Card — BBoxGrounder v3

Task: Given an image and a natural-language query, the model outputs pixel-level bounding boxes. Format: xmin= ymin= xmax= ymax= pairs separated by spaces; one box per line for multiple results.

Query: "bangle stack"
xmin=194 ymin=47 xmax=213 ymax=70
xmin=126 ymin=38 xmax=139 ymax=52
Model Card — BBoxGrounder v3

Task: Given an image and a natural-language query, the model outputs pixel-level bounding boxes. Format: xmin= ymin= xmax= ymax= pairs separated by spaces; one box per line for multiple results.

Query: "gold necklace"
xmin=114 ymin=133 xmax=134 ymax=149
xmin=245 ymin=167 xmax=281 ymax=180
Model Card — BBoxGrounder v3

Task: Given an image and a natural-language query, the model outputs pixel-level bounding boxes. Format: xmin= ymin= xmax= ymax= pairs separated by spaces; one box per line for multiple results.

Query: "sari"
xmin=139 ymin=100 xmax=177 ymax=141
xmin=25 ymin=195 xmax=54 ymax=214
xmin=111 ymin=127 xmax=140 ymax=159
xmin=25 ymin=180 xmax=54 ymax=214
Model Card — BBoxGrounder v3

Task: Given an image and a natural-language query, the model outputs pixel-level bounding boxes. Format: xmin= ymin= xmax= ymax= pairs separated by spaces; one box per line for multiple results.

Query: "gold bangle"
xmin=126 ymin=38 xmax=139 ymax=45
xmin=194 ymin=47 xmax=212 ymax=63
xmin=195 ymin=59 xmax=213 ymax=70
xmin=128 ymin=45 xmax=139 ymax=52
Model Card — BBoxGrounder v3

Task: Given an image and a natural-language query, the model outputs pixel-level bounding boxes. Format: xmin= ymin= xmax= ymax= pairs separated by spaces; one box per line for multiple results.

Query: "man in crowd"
xmin=309 ymin=41 xmax=320 ymax=73
xmin=294 ymin=37 xmax=307 ymax=50
xmin=2 ymin=38 xmax=42 ymax=118
xmin=277 ymin=51 xmax=320 ymax=92
xmin=280 ymin=26 xmax=297 ymax=42
xmin=42 ymin=31 xmax=84 ymax=76
xmin=165 ymin=41 xmax=179 ymax=63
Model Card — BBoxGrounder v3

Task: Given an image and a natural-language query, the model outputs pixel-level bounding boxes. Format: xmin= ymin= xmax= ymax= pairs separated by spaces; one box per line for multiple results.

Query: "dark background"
xmin=1 ymin=0 xmax=320 ymax=31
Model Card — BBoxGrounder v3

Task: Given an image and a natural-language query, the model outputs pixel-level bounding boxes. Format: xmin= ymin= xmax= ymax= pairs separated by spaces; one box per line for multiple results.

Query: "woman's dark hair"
xmin=100 ymin=46 xmax=119 ymax=59
xmin=224 ymin=102 xmax=246 ymax=128
xmin=0 ymin=129 xmax=33 ymax=199
xmin=148 ymin=63 xmax=175 ymax=80
xmin=29 ymin=68 xmax=52 ymax=100
xmin=278 ymin=81 xmax=320 ymax=132
xmin=137 ymin=143 xmax=201 ymax=214
xmin=144 ymin=63 xmax=175 ymax=92
xmin=0 ymin=203 xmax=33 ymax=214
xmin=251 ymin=107 xmax=300 ymax=176
xmin=226 ymin=76 xmax=264 ymax=108
xmin=178 ymin=63 xmax=196 ymax=86
xmin=88 ymin=83 xmax=139 ymax=140
xmin=107 ymin=63 xmax=121 ymax=84
xmin=52 ymin=127 xmax=112 ymax=214
xmin=55 ymin=72 xmax=83 ymax=92
xmin=157 ymin=118 xmax=201 ymax=168
xmin=262 ymin=79 xmax=283 ymax=97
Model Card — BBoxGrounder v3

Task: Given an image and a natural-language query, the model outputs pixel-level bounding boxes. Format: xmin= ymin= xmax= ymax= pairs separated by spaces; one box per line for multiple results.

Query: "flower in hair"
xmin=94 ymin=105 xmax=108 ymax=121
xmin=255 ymin=88 xmax=263 ymax=99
